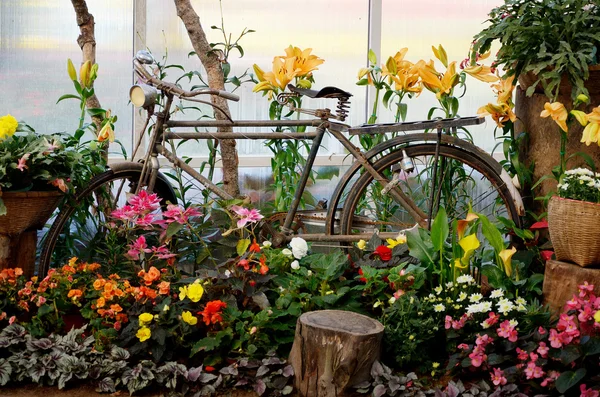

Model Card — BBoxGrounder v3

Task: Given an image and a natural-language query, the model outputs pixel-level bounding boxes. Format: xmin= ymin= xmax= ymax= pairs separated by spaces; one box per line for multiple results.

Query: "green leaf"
xmin=478 ymin=213 xmax=504 ymax=253
xmin=555 ymin=368 xmax=586 ymax=394
xmin=407 ymin=227 xmax=435 ymax=266
xmin=559 ymin=344 xmax=581 ymax=364
xmin=166 ymin=222 xmax=184 ymax=238
xmin=430 ymin=207 xmax=449 ymax=251
xmin=582 ymin=337 xmax=600 ymax=356
xmin=368 ymin=49 xmax=377 ymax=65
xmin=56 ymin=94 xmax=81 ymax=104
xmin=190 ymin=337 xmax=221 ymax=356
xmin=236 ymin=239 xmax=251 ymax=256
xmin=86 ymin=108 xmax=106 ymax=117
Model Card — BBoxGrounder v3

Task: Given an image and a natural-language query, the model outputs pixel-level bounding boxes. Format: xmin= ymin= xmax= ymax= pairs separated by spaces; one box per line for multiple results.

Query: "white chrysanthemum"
xmin=517 ymin=304 xmax=527 ymax=312
xmin=509 ymin=319 xmax=519 ymax=327
xmin=456 ymin=275 xmax=475 ymax=284
xmin=457 ymin=292 xmax=468 ymax=302
xmin=469 ymin=293 xmax=483 ymax=303
xmin=480 ymin=301 xmax=492 ymax=312
xmin=497 ymin=298 xmax=515 ymax=315
xmin=433 ymin=304 xmax=445 ymax=312
xmin=446 ymin=282 xmax=454 ymax=289
xmin=466 ymin=303 xmax=483 ymax=314
xmin=490 ymin=289 xmax=504 ymax=299
xmin=434 ymin=286 xmax=443 ymax=295
xmin=515 ymin=297 xmax=526 ymax=306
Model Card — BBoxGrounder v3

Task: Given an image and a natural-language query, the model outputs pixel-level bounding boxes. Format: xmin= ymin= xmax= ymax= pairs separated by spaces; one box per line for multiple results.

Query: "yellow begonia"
xmin=180 ymin=280 xmax=204 ymax=303
xmin=138 ymin=312 xmax=153 ymax=326
xmin=0 ymin=114 xmax=18 ymax=140
xmin=356 ymin=240 xmax=367 ymax=250
xmin=594 ymin=310 xmax=600 ymax=323
xmin=581 ymin=106 xmax=600 ymax=146
xmin=386 ymin=235 xmax=407 ymax=249
xmin=136 ymin=326 xmax=151 ymax=342
xmin=499 ymin=246 xmax=517 ymax=277
xmin=182 ymin=310 xmax=198 ymax=326
xmin=540 ymin=102 xmax=569 ymax=132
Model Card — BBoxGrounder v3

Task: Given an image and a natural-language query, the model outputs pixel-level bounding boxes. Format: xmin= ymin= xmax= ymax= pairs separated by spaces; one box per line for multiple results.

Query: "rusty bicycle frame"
xmin=128 ymin=51 xmax=524 ymax=246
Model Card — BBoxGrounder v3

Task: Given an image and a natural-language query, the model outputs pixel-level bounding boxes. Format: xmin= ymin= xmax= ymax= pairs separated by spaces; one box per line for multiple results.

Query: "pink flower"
xmin=497 ymin=320 xmax=518 ymax=342
xmin=524 ymin=361 xmax=544 ymax=379
xmin=516 ymin=348 xmax=529 ymax=361
xmin=151 ymin=245 xmax=177 ymax=259
xmin=580 ymin=384 xmax=600 ymax=397
xmin=579 ymin=282 xmax=595 ymax=297
xmin=393 ymin=289 xmax=405 ymax=299
xmin=135 ymin=213 xmax=156 ymax=228
xmin=231 ymin=205 xmax=264 ymax=228
xmin=537 ymin=342 xmax=549 ymax=358
xmin=50 ymin=178 xmax=68 ymax=193
xmin=112 ymin=205 xmax=137 ymax=221
xmin=490 ymin=368 xmax=507 ymax=386
xmin=9 ymin=316 xmax=16 ymax=324
xmin=163 ymin=204 xmax=201 ymax=224
xmin=36 ymin=296 xmax=46 ymax=307
xmin=457 ymin=343 xmax=469 ymax=350
xmin=445 ymin=315 xmax=453 ymax=330
xmin=540 ymin=371 xmax=560 ymax=387
xmin=549 ymin=329 xmax=562 ymax=348
xmin=129 ymin=190 xmax=161 ymax=212
xmin=127 ymin=236 xmax=151 ymax=260
xmin=538 ymin=326 xmax=547 ymax=335
xmin=483 ymin=312 xmax=500 ymax=328
xmin=16 ymin=153 xmax=30 ymax=171
xmin=566 ymin=296 xmax=582 ymax=310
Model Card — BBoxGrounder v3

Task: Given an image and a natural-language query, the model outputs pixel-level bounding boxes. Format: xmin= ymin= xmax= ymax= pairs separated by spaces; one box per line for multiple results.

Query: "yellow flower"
xmin=540 ymin=102 xmax=568 ymax=132
xmin=581 ymin=107 xmax=600 ymax=146
xmin=67 ymin=59 xmax=77 ymax=81
xmin=98 ymin=122 xmax=115 ymax=143
xmin=136 ymin=326 xmax=151 ymax=342
xmin=80 ymin=60 xmax=92 ymax=88
xmin=182 ymin=310 xmax=198 ymax=326
xmin=186 ymin=281 xmax=204 ymax=303
xmin=0 ymin=114 xmax=18 ymax=140
xmin=571 ymin=110 xmax=589 ymax=127
xmin=386 ymin=235 xmax=407 ymax=249
xmin=283 ymin=46 xmax=324 ymax=78
xmin=494 ymin=75 xmax=516 ymax=106
xmin=458 ymin=234 xmax=480 ymax=266
xmin=138 ymin=312 xmax=153 ymax=326
xmin=179 ymin=285 xmax=188 ymax=301
xmin=416 ymin=59 xmax=459 ymax=100
xmin=357 ymin=240 xmax=367 ymax=250
xmin=499 ymin=246 xmax=517 ymax=277
xmin=594 ymin=310 xmax=600 ymax=323
xmin=477 ymin=102 xmax=516 ymax=128
xmin=431 ymin=44 xmax=448 ymax=68
xmin=432 ymin=362 xmax=440 ymax=369
xmin=456 ymin=212 xmax=479 ymax=240
xmin=463 ymin=65 xmax=499 ymax=83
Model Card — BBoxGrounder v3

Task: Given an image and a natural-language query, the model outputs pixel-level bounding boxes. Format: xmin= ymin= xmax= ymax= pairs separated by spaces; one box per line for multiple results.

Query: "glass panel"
xmin=0 ymin=0 xmax=133 ymax=156
xmin=145 ymin=0 xmax=369 ymax=157
xmin=381 ymin=0 xmax=504 ymax=151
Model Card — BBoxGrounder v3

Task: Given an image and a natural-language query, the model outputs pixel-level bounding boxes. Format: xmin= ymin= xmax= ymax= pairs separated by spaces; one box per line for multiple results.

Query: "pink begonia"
xmin=578 ymin=304 xmax=596 ymax=322
xmin=231 ymin=205 xmax=264 ymax=228
xmin=393 ymin=289 xmax=405 ymax=299
xmin=9 ymin=316 xmax=16 ymax=325
xmin=445 ymin=314 xmax=468 ymax=330
xmin=540 ymin=371 xmax=560 ymax=387
xmin=445 ymin=315 xmax=452 ymax=330
xmin=516 ymin=348 xmax=529 ymax=361
xmin=16 ymin=153 xmax=30 ymax=171
xmin=482 ymin=312 xmax=499 ymax=328
xmin=580 ymin=384 xmax=600 ymax=397
xmin=469 ymin=334 xmax=493 ymax=367
xmin=566 ymin=296 xmax=582 ymax=311
xmin=36 ymin=295 xmax=46 ymax=307
xmin=490 ymin=367 xmax=507 ymax=386
xmin=127 ymin=236 xmax=151 ymax=260
xmin=538 ymin=326 xmax=547 ymax=335
xmin=497 ymin=320 xmax=518 ymax=342
xmin=548 ymin=329 xmax=563 ymax=348
xmin=536 ymin=341 xmax=549 ymax=358
xmin=151 ymin=245 xmax=177 ymax=259
xmin=579 ymin=281 xmax=594 ymax=297
xmin=457 ymin=343 xmax=469 ymax=350
xmin=524 ymin=361 xmax=544 ymax=379
xmin=162 ymin=204 xmax=201 ymax=224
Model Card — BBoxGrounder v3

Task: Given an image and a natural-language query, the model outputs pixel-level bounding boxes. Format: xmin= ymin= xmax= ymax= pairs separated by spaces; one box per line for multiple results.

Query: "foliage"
xmin=473 ymin=0 xmax=600 ymax=101
xmin=354 ymin=361 xmax=422 ymax=397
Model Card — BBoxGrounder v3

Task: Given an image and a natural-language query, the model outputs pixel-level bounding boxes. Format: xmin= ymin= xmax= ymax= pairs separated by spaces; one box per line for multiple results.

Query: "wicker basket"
xmin=548 ymin=196 xmax=600 ymax=267
xmin=0 ymin=191 xmax=63 ymax=236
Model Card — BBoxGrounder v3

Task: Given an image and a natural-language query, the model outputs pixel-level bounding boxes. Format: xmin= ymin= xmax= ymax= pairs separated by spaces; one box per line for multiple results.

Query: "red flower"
xmin=200 ymin=300 xmax=227 ymax=326
xmin=540 ymin=250 xmax=554 ymax=262
xmin=358 ymin=268 xmax=367 ymax=283
xmin=374 ymin=245 xmax=392 ymax=261
xmin=205 ymin=366 xmax=215 ymax=372
xmin=249 ymin=240 xmax=261 ymax=253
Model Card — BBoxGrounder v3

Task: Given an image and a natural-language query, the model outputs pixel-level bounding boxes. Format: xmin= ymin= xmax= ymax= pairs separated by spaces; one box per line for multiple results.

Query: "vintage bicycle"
xmin=39 ymin=50 xmax=524 ymax=273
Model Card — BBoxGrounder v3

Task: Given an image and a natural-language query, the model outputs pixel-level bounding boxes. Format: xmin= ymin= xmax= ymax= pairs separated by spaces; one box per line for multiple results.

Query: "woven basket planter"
xmin=548 ymin=196 xmax=600 ymax=267
xmin=0 ymin=191 xmax=63 ymax=236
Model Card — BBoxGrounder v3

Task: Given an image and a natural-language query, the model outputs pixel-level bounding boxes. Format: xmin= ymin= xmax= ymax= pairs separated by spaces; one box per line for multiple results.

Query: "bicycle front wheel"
xmin=339 ymin=144 xmax=521 ymax=236
xmin=39 ymin=163 xmax=176 ymax=274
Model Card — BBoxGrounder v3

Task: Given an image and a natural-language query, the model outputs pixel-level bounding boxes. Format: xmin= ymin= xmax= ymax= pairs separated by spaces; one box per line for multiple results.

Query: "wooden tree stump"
xmin=543 ymin=259 xmax=600 ymax=313
xmin=289 ymin=310 xmax=384 ymax=397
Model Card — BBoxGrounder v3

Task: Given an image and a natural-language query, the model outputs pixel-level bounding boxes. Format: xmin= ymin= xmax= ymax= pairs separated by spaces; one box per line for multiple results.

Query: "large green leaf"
xmin=407 ymin=227 xmax=435 ymax=266
xmin=555 ymin=368 xmax=586 ymax=394
xmin=430 ymin=207 xmax=449 ymax=252
xmin=478 ymin=213 xmax=504 ymax=253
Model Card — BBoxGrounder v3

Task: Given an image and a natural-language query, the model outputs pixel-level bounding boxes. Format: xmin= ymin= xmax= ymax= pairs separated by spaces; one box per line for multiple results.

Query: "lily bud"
xmin=80 ymin=60 xmax=92 ymax=88
xmin=577 ymin=94 xmax=590 ymax=104
xmin=67 ymin=59 xmax=77 ymax=81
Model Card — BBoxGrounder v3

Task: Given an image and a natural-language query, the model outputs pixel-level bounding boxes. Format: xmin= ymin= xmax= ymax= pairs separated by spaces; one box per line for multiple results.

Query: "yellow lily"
xmin=463 ymin=65 xmax=499 ymax=83
xmin=416 ymin=60 xmax=459 ymax=99
xmin=283 ymin=46 xmax=324 ymax=78
xmin=390 ymin=71 xmax=423 ymax=94
xmin=493 ymin=75 xmax=516 ymax=106
xmin=80 ymin=60 xmax=92 ymax=88
xmin=477 ymin=102 xmax=516 ymax=128
xmin=499 ymin=246 xmax=517 ymax=277
xmin=458 ymin=234 xmax=480 ymax=267
xmin=97 ymin=110 xmax=115 ymax=143
xmin=581 ymin=106 xmax=600 ymax=146
xmin=431 ymin=44 xmax=448 ymax=68
xmin=540 ymin=102 xmax=569 ymax=132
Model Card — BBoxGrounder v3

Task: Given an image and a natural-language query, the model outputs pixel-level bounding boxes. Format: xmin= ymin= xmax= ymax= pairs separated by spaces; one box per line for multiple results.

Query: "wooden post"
xmin=543 ymin=259 xmax=600 ymax=313
xmin=289 ymin=310 xmax=384 ymax=397
xmin=0 ymin=230 xmax=38 ymax=277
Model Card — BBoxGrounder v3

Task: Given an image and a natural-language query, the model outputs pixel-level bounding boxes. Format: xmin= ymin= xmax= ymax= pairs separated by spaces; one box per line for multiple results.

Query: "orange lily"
xmin=540 ymin=102 xmax=569 ymax=132
xmin=477 ymin=102 xmax=516 ymax=128
xmin=283 ymin=46 xmax=324 ymax=78
xmin=463 ymin=65 xmax=499 ymax=83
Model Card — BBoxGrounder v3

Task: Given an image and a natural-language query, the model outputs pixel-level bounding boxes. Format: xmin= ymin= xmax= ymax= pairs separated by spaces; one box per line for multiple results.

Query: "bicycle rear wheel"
xmin=39 ymin=163 xmax=176 ymax=274
xmin=339 ymin=144 xmax=521 ymax=236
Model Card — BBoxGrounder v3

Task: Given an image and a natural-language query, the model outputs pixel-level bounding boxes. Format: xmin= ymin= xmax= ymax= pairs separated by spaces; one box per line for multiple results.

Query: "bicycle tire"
xmin=338 ymin=143 xmax=522 ymax=237
xmin=39 ymin=163 xmax=177 ymax=274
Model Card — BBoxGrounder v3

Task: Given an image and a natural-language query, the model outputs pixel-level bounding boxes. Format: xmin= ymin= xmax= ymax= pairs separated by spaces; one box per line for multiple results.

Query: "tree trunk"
xmin=289 ymin=310 xmax=384 ymax=397
xmin=70 ymin=0 xmax=103 ymax=132
xmin=173 ymin=0 xmax=240 ymax=197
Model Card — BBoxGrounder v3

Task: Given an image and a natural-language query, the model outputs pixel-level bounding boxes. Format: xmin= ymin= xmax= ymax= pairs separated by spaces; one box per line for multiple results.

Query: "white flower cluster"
xmin=557 ymin=168 xmax=600 ymax=202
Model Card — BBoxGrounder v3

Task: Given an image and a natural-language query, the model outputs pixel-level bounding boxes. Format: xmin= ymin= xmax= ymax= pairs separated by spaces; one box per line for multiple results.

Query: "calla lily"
xmin=499 ymin=246 xmax=517 ymax=277
xmin=581 ymin=107 xmax=600 ymax=146
xmin=459 ymin=234 xmax=480 ymax=266
xmin=540 ymin=102 xmax=569 ymax=132
xmin=456 ymin=212 xmax=479 ymax=240
xmin=454 ymin=258 xmax=468 ymax=269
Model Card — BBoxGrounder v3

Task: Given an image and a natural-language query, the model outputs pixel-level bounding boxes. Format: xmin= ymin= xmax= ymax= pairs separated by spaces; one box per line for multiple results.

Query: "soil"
xmin=0 ymin=384 xmax=258 ymax=397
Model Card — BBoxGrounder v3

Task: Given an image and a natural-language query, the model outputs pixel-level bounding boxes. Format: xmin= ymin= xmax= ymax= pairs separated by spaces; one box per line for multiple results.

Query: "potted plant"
xmin=548 ymin=167 xmax=600 ymax=267
xmin=473 ymin=0 xmax=600 ymax=101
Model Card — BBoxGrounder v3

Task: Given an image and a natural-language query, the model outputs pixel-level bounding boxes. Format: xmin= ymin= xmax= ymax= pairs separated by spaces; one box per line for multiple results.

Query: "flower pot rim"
xmin=551 ymin=195 xmax=600 ymax=208
xmin=0 ymin=190 xmax=64 ymax=198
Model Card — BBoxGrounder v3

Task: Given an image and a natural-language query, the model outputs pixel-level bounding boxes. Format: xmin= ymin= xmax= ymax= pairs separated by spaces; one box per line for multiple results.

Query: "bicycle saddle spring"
xmin=335 ymin=97 xmax=351 ymax=121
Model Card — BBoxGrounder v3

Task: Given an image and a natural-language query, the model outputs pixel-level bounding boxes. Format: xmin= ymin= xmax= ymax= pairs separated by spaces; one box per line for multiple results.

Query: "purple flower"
xmin=231 ymin=205 xmax=264 ymax=228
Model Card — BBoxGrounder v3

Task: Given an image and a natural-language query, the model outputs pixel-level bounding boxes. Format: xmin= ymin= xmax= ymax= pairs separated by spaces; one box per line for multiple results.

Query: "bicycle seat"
xmin=287 ymin=84 xmax=352 ymax=99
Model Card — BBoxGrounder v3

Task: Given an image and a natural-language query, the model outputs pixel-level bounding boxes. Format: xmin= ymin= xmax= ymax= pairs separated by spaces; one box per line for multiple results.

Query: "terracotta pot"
xmin=0 ymin=190 xmax=63 ymax=236
xmin=518 ymin=65 xmax=600 ymax=97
